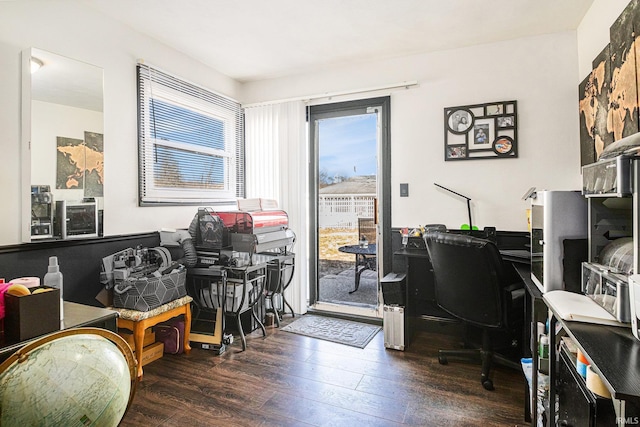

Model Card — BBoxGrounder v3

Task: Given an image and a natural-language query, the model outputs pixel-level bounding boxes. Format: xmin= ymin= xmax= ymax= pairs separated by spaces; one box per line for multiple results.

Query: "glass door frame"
xmin=308 ymin=96 xmax=391 ymax=317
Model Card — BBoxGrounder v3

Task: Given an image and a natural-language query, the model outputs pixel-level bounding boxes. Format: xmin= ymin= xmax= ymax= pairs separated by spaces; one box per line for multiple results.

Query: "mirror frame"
xmin=21 ymin=48 xmax=105 ymax=243
xmin=21 ymin=49 xmax=31 ymax=242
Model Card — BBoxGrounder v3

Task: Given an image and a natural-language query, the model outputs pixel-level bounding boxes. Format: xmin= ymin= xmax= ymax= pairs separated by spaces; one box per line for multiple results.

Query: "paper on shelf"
xmin=543 ymin=290 xmax=627 ymax=327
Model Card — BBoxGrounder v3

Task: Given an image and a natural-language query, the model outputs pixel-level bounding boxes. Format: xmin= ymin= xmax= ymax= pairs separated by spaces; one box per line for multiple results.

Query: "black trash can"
xmin=381 ymin=272 xmax=406 ymax=306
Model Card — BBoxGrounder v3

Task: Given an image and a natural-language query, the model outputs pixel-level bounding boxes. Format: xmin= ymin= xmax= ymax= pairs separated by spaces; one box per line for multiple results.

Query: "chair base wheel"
xmin=482 ymin=379 xmax=494 ymax=391
xmin=438 ymin=355 xmax=448 ymax=365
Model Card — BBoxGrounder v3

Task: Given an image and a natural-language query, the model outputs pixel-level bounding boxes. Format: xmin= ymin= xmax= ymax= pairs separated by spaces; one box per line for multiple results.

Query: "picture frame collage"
xmin=443 ymin=100 xmax=518 ymax=161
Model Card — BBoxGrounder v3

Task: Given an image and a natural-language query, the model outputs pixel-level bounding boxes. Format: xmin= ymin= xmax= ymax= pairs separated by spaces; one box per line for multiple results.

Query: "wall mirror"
xmin=21 ymin=48 xmax=104 ymax=243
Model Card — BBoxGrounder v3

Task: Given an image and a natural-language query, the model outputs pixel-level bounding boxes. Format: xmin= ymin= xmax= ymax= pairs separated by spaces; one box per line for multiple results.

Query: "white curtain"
xmin=244 ymin=101 xmax=308 ymax=315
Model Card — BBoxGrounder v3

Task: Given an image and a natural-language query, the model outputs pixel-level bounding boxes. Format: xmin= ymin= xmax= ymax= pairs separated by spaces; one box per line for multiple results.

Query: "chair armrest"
xmin=503 ymin=280 xmax=524 ymax=294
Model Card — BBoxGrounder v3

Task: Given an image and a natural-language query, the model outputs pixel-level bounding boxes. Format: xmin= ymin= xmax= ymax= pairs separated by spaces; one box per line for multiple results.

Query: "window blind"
xmin=137 ymin=64 xmax=244 ymax=205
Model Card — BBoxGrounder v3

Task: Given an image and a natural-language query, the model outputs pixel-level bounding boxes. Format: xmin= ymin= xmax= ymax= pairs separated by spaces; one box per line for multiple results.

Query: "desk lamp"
xmin=434 ymin=183 xmax=474 ymax=231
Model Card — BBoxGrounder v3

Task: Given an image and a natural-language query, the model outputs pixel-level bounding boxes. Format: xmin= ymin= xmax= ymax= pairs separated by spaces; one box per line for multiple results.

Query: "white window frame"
xmin=137 ymin=64 xmax=243 ymax=205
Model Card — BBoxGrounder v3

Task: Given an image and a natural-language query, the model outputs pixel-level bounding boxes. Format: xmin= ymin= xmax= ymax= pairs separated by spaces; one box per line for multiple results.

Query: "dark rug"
xmin=281 ymin=315 xmax=381 ymax=348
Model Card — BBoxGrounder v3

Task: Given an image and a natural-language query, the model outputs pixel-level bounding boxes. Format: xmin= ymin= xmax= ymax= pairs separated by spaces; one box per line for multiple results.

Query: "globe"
xmin=0 ymin=328 xmax=136 ymax=427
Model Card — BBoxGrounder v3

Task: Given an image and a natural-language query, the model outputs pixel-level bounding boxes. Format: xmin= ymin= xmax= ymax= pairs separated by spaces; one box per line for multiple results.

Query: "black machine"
xmin=54 ymin=200 xmax=99 ymax=239
xmin=189 ymin=207 xmax=295 ymax=267
xmin=31 ymin=185 xmax=53 ymax=239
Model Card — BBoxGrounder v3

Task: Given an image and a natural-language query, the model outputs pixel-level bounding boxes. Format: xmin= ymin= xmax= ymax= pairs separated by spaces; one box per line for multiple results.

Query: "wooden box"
xmin=140 ymin=341 xmax=164 ymax=366
xmin=117 ymin=327 xmax=155 ymax=350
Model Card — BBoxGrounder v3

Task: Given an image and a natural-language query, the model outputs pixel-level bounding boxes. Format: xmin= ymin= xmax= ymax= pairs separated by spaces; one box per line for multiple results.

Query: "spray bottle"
xmin=43 ymin=256 xmax=64 ymax=321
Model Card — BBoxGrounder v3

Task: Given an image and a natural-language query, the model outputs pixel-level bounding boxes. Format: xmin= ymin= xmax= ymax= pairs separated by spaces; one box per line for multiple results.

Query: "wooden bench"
xmin=113 ymin=295 xmax=192 ymax=378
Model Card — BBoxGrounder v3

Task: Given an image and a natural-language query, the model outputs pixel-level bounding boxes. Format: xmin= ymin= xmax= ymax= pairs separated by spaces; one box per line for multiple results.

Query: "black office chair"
xmin=424 ymin=231 xmax=524 ymax=390
xmin=424 ymin=224 xmax=447 ymax=232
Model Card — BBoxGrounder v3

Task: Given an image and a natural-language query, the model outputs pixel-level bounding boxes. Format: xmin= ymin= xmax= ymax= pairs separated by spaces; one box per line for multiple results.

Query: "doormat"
xmin=280 ymin=315 xmax=381 ymax=349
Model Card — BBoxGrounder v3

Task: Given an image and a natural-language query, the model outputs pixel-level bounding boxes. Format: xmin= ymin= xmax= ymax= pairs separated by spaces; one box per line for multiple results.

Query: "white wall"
xmin=0 ymin=1 xmax=240 ymax=246
xmin=32 ymin=100 xmax=104 ymax=207
xmin=242 ymin=32 xmax=583 ymax=232
xmin=0 ymin=1 xmax=630 ymax=246
xmin=577 ymin=0 xmax=630 ymax=79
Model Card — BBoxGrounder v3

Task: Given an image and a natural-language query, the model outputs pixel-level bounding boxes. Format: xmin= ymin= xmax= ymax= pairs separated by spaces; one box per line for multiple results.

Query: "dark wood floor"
xmin=120 ymin=316 xmax=528 ymax=426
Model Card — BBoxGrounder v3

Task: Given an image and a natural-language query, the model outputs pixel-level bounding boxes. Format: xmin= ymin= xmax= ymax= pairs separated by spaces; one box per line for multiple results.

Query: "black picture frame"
xmin=443 ymin=100 xmax=518 ymax=161
xmin=493 ymin=136 xmax=514 ymax=156
xmin=446 ymin=108 xmax=474 ymax=134
xmin=497 ymin=115 xmax=514 ymax=128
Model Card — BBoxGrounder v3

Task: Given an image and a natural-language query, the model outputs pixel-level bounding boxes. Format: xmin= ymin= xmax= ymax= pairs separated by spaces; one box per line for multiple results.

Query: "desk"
xmin=515 ymin=263 xmax=542 ymax=425
xmin=0 ymin=301 xmax=118 ymax=363
xmin=392 ymin=247 xmax=455 ymax=351
xmin=499 ymin=249 xmax=531 ymax=265
xmin=392 ymin=230 xmax=529 ymax=351
xmin=394 ymin=247 xmax=453 ymax=321
xmin=338 ymin=244 xmax=377 ymax=294
xmin=516 ymin=264 xmax=640 ymax=426
xmin=547 ymin=309 xmax=640 ymax=426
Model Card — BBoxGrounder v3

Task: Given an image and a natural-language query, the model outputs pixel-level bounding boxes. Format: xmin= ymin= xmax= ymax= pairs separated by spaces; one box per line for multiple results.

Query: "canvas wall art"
xmin=56 ymin=132 xmax=104 ymax=196
xmin=579 ymin=0 xmax=640 ymax=166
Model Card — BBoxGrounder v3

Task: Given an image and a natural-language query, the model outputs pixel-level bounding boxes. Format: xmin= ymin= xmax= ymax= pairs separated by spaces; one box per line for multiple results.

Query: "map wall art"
xmin=56 ymin=131 xmax=104 ymax=197
xmin=579 ymin=0 xmax=640 ymax=166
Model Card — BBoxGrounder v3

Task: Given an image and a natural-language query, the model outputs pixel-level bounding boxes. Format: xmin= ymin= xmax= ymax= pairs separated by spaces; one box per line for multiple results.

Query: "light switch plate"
xmin=400 ymin=183 xmax=409 ymax=197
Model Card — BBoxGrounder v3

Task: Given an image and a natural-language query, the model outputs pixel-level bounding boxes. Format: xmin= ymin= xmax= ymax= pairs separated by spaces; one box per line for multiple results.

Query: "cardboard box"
xmin=4 ymin=287 xmax=60 ymax=343
xmin=140 ymin=341 xmax=164 ymax=366
xmin=118 ymin=327 xmax=155 ymax=350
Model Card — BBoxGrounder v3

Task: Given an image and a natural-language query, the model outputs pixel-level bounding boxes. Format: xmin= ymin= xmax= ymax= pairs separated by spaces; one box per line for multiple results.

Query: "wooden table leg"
xmin=132 ymin=319 xmax=147 ymax=378
xmin=183 ymin=302 xmax=192 ymax=354
xmin=117 ymin=300 xmax=193 ymax=379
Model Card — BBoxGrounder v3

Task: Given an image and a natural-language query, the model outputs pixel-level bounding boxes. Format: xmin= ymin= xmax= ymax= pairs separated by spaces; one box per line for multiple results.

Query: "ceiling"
xmin=30 ymin=47 xmax=104 ymax=111
xmin=87 ymin=0 xmax=595 ymax=83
